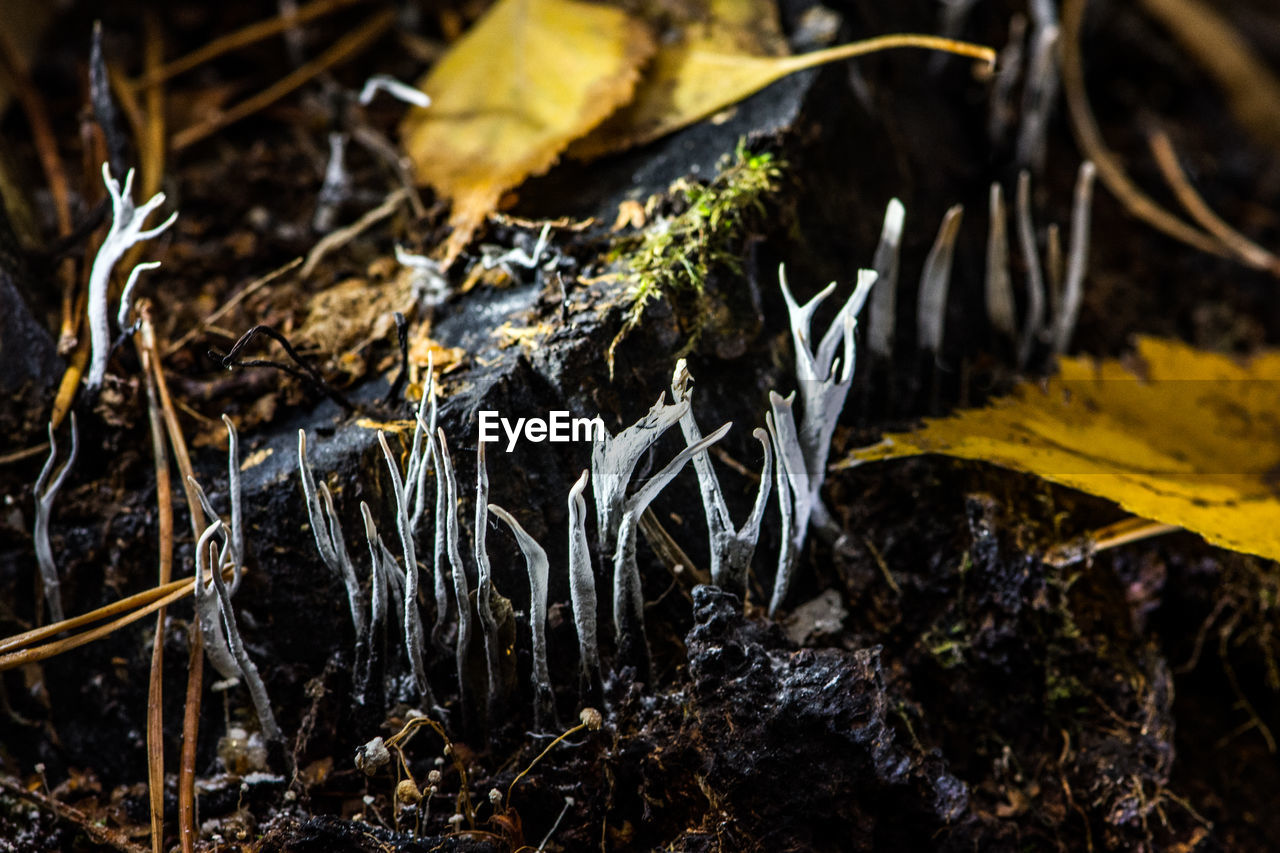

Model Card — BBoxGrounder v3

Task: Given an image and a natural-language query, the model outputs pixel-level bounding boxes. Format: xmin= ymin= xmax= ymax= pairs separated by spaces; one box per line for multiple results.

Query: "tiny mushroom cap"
xmin=396 ymin=779 xmax=423 ymax=805
xmin=580 ymin=707 xmax=603 ymax=731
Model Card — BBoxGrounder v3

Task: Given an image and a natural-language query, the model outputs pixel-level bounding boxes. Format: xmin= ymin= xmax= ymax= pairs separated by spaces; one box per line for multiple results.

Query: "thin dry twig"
xmin=1146 ymin=127 xmax=1280 ymax=276
xmin=300 ymin=189 xmax=408 ymax=277
xmin=171 ymin=9 xmax=395 ymax=151
xmin=141 ymin=331 xmax=173 ymax=853
xmin=136 ymin=0 xmax=368 ymax=89
xmin=1060 ymin=0 xmax=1227 ymax=259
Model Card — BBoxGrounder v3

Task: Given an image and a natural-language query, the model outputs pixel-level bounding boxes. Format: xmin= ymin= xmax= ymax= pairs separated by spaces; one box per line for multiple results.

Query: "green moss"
xmin=607 ymin=141 xmax=782 ymax=367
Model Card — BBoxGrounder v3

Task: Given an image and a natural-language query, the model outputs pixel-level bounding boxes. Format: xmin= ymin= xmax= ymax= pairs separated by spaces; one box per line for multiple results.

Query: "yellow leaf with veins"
xmin=840 ymin=337 xmax=1280 ymax=561
xmin=399 ymin=0 xmax=653 ymax=265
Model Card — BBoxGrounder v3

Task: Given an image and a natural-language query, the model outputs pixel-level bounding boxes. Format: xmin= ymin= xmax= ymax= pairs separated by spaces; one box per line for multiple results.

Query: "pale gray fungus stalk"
xmin=436 ymin=429 xmax=474 ymax=721
xmin=1051 ymin=161 xmax=1096 ymax=357
xmin=298 ymin=430 xmax=366 ymax=638
xmin=188 ymin=416 xmax=247 ymax=592
xmin=86 ymin=164 xmax=177 ymax=393
xmin=313 ymin=132 xmax=350 ymax=233
xmin=567 ymin=470 xmax=601 ymax=696
xmin=590 ymin=393 xmax=690 ymax=557
xmin=405 ymin=360 xmax=437 ymax=534
xmin=988 ymin=13 xmax=1027 ymax=146
xmin=360 ymin=500 xmax=398 ymax=702
xmin=428 ymin=423 xmax=452 ymax=652
xmin=472 ymin=443 xmax=506 ymax=718
xmin=916 ymin=204 xmax=964 ymax=354
xmin=488 ymin=504 xmax=554 ymax=727
xmin=868 ymin=199 xmax=904 ymax=361
xmin=670 ymin=360 xmax=772 ymax=601
xmin=1016 ymin=170 xmax=1047 ymax=369
xmin=481 ymin=223 xmax=552 ymax=274
xmin=33 ymin=413 xmax=79 ymax=624
xmin=1017 ymin=0 xmax=1062 ymax=173
xmin=378 ymin=431 xmax=436 ymax=709
xmin=193 ymin=520 xmax=243 ymax=683
xmin=986 ymin=182 xmax=1017 ymax=341
xmin=613 ymin=422 xmax=731 ymax=680
xmin=201 ymin=520 xmax=283 ymax=745
xmin=765 ymin=409 xmax=795 ymax=617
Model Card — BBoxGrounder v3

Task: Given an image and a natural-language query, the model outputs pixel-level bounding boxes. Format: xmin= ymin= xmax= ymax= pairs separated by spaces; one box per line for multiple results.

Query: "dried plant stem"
xmin=141 ymin=333 xmax=173 ymax=853
xmin=178 ymin=624 xmax=204 ymax=853
xmin=171 ymin=10 xmax=394 ymax=151
xmin=136 ymin=0 xmax=367 ymax=89
xmin=1146 ymin=128 xmax=1280 ymax=276
xmin=1060 ymin=0 xmax=1226 ymax=259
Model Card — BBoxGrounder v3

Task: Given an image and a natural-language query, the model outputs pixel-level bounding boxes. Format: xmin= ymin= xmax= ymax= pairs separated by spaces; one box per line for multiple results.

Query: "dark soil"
xmin=2 ymin=0 xmax=1279 ymax=851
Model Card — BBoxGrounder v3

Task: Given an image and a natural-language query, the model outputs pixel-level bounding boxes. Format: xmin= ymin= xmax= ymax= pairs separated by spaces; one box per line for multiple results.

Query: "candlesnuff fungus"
xmin=472 ymin=443 xmax=508 ymax=720
xmin=34 ymin=413 xmax=78 ymax=624
xmin=487 ymin=504 xmax=555 ymax=727
xmin=200 ymin=521 xmax=283 ymax=746
xmin=377 ymin=430 xmax=437 ymax=710
xmin=85 ymin=164 xmax=177 ymax=393
xmin=591 ymin=393 xmax=690 ymax=557
xmin=567 ymin=470 xmax=601 ymax=699
xmin=298 ymin=430 xmax=366 ymax=638
xmin=436 ymin=428 xmax=475 ymax=722
xmin=917 ymin=206 xmax=963 ymax=355
xmin=613 ymin=421 xmax=731 ymax=680
xmin=359 ymin=501 xmax=393 ymax=701
xmin=772 ymin=265 xmax=876 ymax=615
xmin=868 ymin=198 xmax=905 ymax=361
xmin=671 ymin=360 xmax=772 ymax=602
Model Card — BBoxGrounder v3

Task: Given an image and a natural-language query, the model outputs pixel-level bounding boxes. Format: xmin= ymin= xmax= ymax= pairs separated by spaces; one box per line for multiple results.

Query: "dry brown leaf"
xmin=399 ymin=0 xmax=654 ymax=264
xmin=571 ymin=0 xmax=995 ymax=159
xmin=840 ymin=337 xmax=1280 ymax=562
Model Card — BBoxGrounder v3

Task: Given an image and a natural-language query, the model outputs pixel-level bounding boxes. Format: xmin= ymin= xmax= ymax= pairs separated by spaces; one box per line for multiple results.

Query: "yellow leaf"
xmin=840 ymin=337 xmax=1280 ymax=562
xmin=571 ymin=2 xmax=996 ymax=160
xmin=399 ymin=0 xmax=653 ymax=264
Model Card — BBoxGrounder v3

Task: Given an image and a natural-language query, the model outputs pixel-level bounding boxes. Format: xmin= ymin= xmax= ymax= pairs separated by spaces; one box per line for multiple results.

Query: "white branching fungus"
xmin=771 ymin=265 xmax=876 ymax=615
xmin=567 ymin=470 xmax=600 ymax=696
xmin=472 ymin=443 xmax=506 ymax=718
xmin=86 ymin=164 xmax=176 ymax=393
xmin=986 ymin=182 xmax=1016 ymax=340
xmin=298 ymin=430 xmax=367 ymax=638
xmin=116 ymin=261 xmax=160 ymax=332
xmin=916 ymin=205 xmax=964 ymax=354
xmin=1051 ymin=161 xmax=1096 ymax=357
xmin=590 ymin=394 xmax=690 ymax=557
xmin=378 ymin=431 xmax=436 ymax=709
xmin=670 ymin=360 xmax=771 ymax=601
xmin=428 ymin=422 xmax=452 ymax=652
xmin=396 ymin=245 xmax=449 ymax=309
xmin=33 ymin=413 xmax=79 ymax=624
xmin=868 ymin=198 xmax=905 ymax=361
xmin=488 ymin=504 xmax=554 ymax=726
xmin=613 ymin=422 xmax=731 ymax=679
xmin=358 ymin=74 xmax=432 ymax=108
xmin=481 ymin=223 xmax=552 ymax=274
